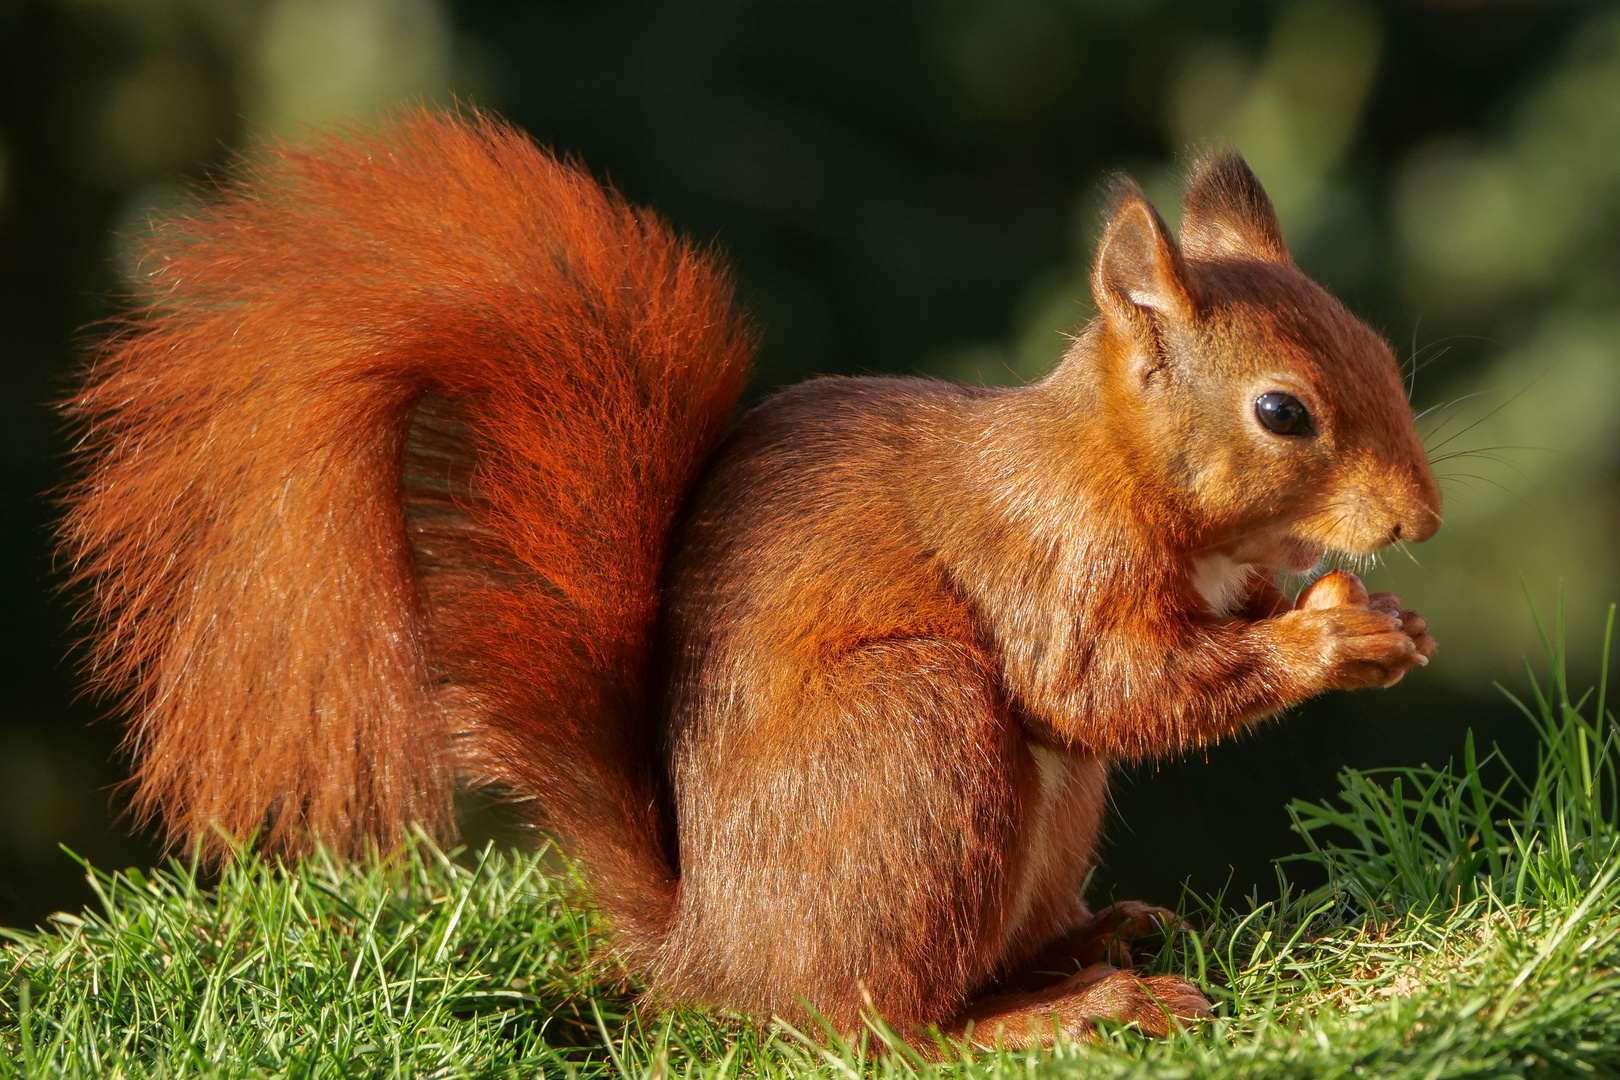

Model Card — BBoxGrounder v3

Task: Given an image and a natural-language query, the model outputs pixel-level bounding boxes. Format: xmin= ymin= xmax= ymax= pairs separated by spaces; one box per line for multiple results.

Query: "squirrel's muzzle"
xmin=1371 ymin=465 xmax=1443 ymax=548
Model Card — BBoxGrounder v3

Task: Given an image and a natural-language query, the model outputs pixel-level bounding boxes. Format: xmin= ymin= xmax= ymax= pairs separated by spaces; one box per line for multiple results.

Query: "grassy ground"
xmin=4 ymin=607 xmax=1620 ymax=1078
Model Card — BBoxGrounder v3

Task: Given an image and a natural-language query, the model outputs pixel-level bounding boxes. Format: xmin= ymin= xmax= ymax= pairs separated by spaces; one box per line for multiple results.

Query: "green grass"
xmin=5 ymin=605 xmax=1620 ymax=1078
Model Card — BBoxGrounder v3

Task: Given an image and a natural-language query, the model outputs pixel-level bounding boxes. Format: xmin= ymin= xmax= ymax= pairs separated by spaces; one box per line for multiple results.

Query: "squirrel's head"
xmin=1061 ymin=152 xmax=1441 ymax=572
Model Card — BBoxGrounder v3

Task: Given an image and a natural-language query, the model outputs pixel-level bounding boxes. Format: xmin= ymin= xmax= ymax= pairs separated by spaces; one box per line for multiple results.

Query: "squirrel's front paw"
xmin=1366 ymin=591 xmax=1436 ymax=683
xmin=1290 ymin=571 xmax=1433 ymax=690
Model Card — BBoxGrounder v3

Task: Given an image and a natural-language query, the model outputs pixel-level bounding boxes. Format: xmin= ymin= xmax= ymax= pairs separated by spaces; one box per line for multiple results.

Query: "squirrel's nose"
xmin=1391 ymin=505 xmax=1441 ymax=544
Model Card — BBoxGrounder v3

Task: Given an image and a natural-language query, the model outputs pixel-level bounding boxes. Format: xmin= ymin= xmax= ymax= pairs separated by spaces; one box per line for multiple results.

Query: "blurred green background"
xmin=1 ymin=0 xmax=1616 ymax=927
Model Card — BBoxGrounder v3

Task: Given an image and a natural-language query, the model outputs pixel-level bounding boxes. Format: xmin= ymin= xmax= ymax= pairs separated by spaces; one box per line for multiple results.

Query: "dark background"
xmin=1 ymin=0 xmax=1616 ymax=928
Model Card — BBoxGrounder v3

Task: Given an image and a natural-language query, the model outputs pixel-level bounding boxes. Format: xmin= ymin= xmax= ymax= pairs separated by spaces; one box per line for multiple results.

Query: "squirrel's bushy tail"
xmin=61 ymin=109 xmax=751 ymax=956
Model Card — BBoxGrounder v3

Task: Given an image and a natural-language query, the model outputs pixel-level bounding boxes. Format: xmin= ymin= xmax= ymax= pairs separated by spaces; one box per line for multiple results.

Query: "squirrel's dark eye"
xmin=1255 ymin=392 xmax=1312 ymax=436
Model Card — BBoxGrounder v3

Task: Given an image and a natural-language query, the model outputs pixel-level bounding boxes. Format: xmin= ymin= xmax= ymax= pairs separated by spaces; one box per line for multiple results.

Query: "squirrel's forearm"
xmin=1236 ymin=572 xmax=1294 ymax=620
xmin=1024 ymin=615 xmax=1320 ymax=759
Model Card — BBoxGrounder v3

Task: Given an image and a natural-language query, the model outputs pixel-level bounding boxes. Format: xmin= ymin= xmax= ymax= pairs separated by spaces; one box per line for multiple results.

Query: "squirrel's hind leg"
xmin=658 ymin=637 xmax=1027 ymax=1033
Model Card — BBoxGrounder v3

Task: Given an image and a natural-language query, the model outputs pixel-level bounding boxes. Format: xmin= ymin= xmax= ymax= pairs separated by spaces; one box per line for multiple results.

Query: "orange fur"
xmin=62 ymin=118 xmax=1439 ymax=1046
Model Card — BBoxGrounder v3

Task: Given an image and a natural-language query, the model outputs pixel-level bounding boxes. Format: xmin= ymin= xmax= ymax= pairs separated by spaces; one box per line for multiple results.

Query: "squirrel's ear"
xmin=1179 ymin=151 xmax=1291 ymax=264
xmin=1091 ymin=182 xmax=1194 ymax=327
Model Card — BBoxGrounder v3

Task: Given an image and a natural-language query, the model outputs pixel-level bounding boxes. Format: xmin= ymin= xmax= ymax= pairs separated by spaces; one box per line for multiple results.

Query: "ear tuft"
xmin=1180 ymin=151 xmax=1291 ymax=264
xmin=1091 ymin=181 xmax=1194 ymax=326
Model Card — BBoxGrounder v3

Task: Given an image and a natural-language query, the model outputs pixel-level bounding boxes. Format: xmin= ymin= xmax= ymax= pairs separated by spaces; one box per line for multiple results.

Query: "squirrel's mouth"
xmin=1205 ymin=529 xmax=1326 ymax=575
xmin=1272 ymin=537 xmax=1326 ymax=575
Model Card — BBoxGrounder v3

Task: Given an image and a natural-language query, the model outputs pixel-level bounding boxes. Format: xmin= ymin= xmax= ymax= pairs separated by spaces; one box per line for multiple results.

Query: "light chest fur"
xmin=1190 ymin=553 xmax=1255 ymax=617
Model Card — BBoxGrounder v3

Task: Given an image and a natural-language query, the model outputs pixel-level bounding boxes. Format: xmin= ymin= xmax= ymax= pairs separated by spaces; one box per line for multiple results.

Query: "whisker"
xmin=1428 ymin=444 xmax=1559 ymax=464
xmin=1436 ymin=470 xmax=1538 ymax=511
xmin=1410 ymin=343 xmax=1452 ymax=378
xmin=1401 ymin=329 xmax=1500 ymax=408
xmin=1405 ymin=319 xmax=1422 ymax=402
xmin=1415 ymin=390 xmax=1487 ymax=436
xmin=1420 ymin=393 xmax=1491 ymax=442
xmin=1403 ymin=338 xmax=1465 ymax=404
xmin=1427 ymin=371 xmax=1548 ymax=454
xmin=1431 ymin=448 xmax=1544 ymax=488
xmin=1471 ymin=456 xmax=1539 ymax=488
xmin=1414 ymin=392 xmax=1480 ymax=424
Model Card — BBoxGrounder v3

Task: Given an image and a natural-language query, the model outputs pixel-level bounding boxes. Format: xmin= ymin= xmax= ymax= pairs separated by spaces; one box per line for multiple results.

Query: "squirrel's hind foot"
xmin=948 ymin=965 xmax=1211 ymax=1049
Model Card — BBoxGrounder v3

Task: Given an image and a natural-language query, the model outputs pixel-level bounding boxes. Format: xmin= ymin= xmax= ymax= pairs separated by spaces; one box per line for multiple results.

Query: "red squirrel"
xmin=61 ymin=110 xmax=1440 ymax=1047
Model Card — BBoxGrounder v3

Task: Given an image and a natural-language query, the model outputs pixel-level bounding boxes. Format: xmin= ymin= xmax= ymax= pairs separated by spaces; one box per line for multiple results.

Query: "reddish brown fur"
xmin=62 ymin=119 xmax=1439 ymax=1046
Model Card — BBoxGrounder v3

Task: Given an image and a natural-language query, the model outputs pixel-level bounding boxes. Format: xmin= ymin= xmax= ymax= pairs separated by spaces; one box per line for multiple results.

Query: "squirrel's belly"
xmin=1000 ymin=745 xmax=1109 ymax=952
